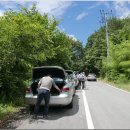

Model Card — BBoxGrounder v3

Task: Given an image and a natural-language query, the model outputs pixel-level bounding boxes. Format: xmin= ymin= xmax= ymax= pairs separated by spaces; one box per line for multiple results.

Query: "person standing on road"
xmin=82 ymin=72 xmax=86 ymax=89
xmin=33 ymin=74 xmax=61 ymax=119
xmin=78 ymin=72 xmax=86 ymax=89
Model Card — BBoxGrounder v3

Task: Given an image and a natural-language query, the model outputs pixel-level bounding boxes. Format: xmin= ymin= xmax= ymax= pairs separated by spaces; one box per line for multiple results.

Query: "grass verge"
xmin=98 ymin=78 xmax=130 ymax=92
xmin=0 ymin=103 xmax=20 ymax=120
xmin=0 ymin=103 xmax=28 ymax=129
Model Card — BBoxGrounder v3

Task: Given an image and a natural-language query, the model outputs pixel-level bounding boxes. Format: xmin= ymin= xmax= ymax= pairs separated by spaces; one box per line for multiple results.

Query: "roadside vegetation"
xmin=109 ymin=82 xmax=130 ymax=92
xmin=0 ymin=4 xmax=84 ymax=120
xmin=0 ymin=104 xmax=18 ymax=120
xmin=0 ymin=3 xmax=130 ymax=121
xmin=98 ymin=78 xmax=130 ymax=92
xmin=84 ymin=17 xmax=130 ymax=89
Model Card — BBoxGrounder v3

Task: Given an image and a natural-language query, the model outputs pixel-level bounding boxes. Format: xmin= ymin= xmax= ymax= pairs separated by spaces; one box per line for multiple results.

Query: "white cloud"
xmin=0 ymin=11 xmax=4 ymax=16
xmin=88 ymin=2 xmax=103 ymax=10
xmin=0 ymin=1 xmax=30 ymax=12
xmin=68 ymin=34 xmax=77 ymax=41
xmin=113 ymin=1 xmax=130 ymax=18
xmin=0 ymin=2 xmax=16 ymax=10
xmin=0 ymin=0 xmax=73 ymax=17
xmin=103 ymin=1 xmax=111 ymax=9
xmin=36 ymin=0 xmax=73 ymax=17
xmin=76 ymin=12 xmax=88 ymax=21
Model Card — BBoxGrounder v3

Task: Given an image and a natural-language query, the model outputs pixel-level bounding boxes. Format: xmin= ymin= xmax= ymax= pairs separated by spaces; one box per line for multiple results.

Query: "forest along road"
xmin=10 ymin=81 xmax=130 ymax=129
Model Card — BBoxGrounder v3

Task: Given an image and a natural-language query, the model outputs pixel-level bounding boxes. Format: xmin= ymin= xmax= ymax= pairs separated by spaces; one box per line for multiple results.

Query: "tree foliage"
xmin=84 ymin=17 xmax=130 ymax=82
xmin=0 ymin=5 xmax=84 ymax=103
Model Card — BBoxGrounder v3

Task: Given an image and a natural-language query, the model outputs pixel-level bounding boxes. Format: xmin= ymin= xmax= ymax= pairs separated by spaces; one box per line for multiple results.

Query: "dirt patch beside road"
xmin=0 ymin=106 xmax=30 ymax=129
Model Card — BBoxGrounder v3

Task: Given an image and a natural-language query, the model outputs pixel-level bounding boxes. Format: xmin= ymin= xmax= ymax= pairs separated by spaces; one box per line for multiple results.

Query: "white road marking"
xmin=82 ymin=90 xmax=94 ymax=129
xmin=105 ymin=83 xmax=130 ymax=94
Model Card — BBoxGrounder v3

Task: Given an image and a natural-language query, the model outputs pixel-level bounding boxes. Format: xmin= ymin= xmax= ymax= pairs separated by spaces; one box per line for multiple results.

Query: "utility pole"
xmin=99 ymin=10 xmax=112 ymax=63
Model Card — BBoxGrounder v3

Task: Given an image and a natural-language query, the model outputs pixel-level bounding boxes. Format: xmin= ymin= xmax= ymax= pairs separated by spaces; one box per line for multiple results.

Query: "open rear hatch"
xmin=31 ymin=79 xmax=66 ymax=96
xmin=31 ymin=66 xmax=66 ymax=96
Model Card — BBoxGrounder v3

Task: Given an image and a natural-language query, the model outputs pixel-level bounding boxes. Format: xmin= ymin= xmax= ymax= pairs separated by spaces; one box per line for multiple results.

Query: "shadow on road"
xmin=1 ymin=94 xmax=80 ymax=128
xmin=29 ymin=94 xmax=80 ymax=122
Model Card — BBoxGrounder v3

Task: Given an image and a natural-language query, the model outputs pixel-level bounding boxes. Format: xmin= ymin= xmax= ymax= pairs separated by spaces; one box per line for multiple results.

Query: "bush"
xmin=116 ymin=74 xmax=129 ymax=83
xmin=0 ymin=103 xmax=17 ymax=119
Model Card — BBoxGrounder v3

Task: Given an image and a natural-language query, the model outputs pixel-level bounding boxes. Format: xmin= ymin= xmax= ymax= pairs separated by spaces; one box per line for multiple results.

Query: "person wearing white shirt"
xmin=33 ymin=75 xmax=61 ymax=119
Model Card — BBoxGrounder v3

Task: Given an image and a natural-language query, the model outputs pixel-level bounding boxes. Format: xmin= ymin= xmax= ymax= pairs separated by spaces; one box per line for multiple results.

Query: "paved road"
xmin=15 ymin=81 xmax=130 ymax=129
xmin=85 ymin=81 xmax=130 ymax=129
xmin=17 ymin=90 xmax=88 ymax=129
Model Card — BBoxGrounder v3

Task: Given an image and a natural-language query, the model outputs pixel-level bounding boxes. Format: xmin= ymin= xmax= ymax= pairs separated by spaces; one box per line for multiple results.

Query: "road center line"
xmin=82 ymin=90 xmax=94 ymax=129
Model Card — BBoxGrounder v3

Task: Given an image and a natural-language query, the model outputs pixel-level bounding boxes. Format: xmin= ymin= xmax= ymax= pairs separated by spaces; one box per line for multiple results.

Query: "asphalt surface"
xmin=17 ymin=90 xmax=88 ymax=129
xmin=7 ymin=81 xmax=130 ymax=129
xmin=85 ymin=81 xmax=130 ymax=129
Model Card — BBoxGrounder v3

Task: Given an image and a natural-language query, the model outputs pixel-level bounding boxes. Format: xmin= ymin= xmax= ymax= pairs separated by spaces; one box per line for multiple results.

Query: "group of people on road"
xmin=73 ymin=72 xmax=86 ymax=89
xmin=78 ymin=72 xmax=86 ymax=89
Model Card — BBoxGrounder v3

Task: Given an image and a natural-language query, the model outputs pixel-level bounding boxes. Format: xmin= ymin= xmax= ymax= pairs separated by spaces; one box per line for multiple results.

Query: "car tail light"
xmin=26 ymin=87 xmax=31 ymax=93
xmin=62 ymin=87 xmax=70 ymax=92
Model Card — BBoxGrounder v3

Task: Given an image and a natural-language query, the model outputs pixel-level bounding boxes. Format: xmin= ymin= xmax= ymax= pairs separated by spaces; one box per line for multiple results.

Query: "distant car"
xmin=87 ymin=73 xmax=97 ymax=81
xmin=25 ymin=66 xmax=76 ymax=111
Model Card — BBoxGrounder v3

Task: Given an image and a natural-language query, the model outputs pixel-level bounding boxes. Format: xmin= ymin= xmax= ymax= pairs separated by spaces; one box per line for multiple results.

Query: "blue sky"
xmin=0 ymin=1 xmax=130 ymax=46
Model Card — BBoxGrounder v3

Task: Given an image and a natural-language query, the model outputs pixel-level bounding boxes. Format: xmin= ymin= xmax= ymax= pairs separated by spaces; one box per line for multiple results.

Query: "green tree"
xmin=84 ymin=16 xmax=130 ymax=81
xmin=0 ymin=5 xmax=58 ymax=103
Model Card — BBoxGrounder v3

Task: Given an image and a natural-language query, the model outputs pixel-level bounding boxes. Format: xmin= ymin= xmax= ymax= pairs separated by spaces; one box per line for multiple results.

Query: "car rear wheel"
xmin=67 ymin=99 xmax=73 ymax=109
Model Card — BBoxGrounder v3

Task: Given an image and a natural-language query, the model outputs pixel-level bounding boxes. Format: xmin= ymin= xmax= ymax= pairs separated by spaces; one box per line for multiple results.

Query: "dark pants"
xmin=34 ymin=89 xmax=50 ymax=116
xmin=82 ymin=81 xmax=85 ymax=89
xmin=78 ymin=80 xmax=85 ymax=89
